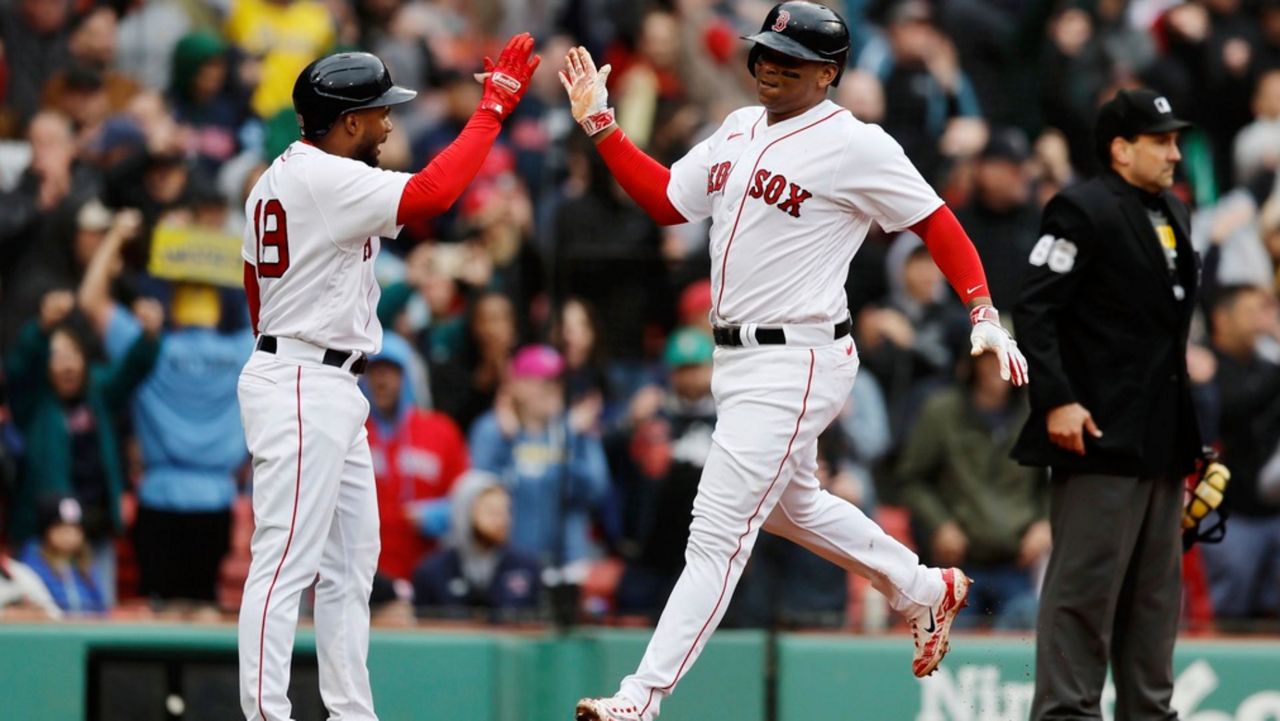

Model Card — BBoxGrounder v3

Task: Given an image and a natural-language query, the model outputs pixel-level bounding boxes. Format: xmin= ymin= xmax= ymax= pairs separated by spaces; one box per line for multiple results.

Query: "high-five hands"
xmin=969 ymin=305 xmax=1029 ymax=386
xmin=558 ymin=46 xmax=616 ymax=136
xmin=477 ymin=33 xmax=541 ymax=121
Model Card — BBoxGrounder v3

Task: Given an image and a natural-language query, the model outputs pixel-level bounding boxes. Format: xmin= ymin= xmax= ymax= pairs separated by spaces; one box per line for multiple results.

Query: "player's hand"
xmin=931 ymin=521 xmax=968 ymax=567
xmin=1017 ymin=519 xmax=1052 ymax=568
xmin=969 ymin=305 xmax=1028 ymax=386
xmin=476 ymin=32 xmax=541 ymax=121
xmin=39 ymin=289 xmax=76 ymax=330
xmin=1047 ymin=402 xmax=1102 ymax=456
xmin=558 ymin=46 xmax=615 ymax=136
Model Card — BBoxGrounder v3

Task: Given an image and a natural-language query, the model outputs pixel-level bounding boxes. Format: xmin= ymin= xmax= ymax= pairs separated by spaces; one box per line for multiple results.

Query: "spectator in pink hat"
xmin=467 ymin=344 xmax=610 ymax=578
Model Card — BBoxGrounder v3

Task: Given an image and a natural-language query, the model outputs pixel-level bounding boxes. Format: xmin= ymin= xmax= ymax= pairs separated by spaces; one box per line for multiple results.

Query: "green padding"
xmin=0 ymin=625 xmax=768 ymax=721
xmin=4 ymin=625 xmax=1276 ymax=721
xmin=776 ymin=635 xmax=1280 ymax=720
xmin=364 ymin=632 xmax=502 ymax=721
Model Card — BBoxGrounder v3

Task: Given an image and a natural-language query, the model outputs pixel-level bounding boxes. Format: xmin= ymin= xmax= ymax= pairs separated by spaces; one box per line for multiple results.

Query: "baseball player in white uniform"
xmin=560 ymin=3 xmax=1028 ymax=720
xmin=236 ymin=39 xmax=539 ymax=721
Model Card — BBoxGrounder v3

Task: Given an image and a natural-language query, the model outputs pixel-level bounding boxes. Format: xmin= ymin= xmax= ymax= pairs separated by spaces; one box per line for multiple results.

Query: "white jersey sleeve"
xmin=666 ymin=134 xmax=714 ymax=222
xmin=241 ymin=207 xmax=256 ymax=264
xmin=305 ymin=155 xmax=413 ymax=247
xmin=835 ymin=124 xmax=943 ymax=233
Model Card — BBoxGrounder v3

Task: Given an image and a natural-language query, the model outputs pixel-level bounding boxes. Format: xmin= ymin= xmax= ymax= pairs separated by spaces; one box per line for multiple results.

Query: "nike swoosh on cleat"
xmin=924 ymin=614 xmax=937 ymax=634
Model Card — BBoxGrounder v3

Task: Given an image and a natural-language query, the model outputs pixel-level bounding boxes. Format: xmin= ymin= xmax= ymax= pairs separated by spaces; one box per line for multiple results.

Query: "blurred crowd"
xmin=1 ymin=0 xmax=1279 ymax=633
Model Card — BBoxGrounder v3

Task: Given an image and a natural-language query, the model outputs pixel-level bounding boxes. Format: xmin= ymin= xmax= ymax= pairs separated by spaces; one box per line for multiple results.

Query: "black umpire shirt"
xmin=1011 ymin=170 xmax=1202 ymax=477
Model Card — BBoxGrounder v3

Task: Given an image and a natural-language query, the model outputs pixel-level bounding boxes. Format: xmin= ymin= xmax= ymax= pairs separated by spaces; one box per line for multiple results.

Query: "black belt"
xmin=713 ymin=318 xmax=852 ymax=347
xmin=257 ymin=335 xmax=368 ymax=375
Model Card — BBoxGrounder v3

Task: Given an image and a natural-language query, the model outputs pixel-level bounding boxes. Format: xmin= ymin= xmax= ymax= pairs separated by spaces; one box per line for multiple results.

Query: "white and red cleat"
xmin=575 ymin=696 xmax=643 ymax=721
xmin=910 ymin=567 xmax=971 ymax=678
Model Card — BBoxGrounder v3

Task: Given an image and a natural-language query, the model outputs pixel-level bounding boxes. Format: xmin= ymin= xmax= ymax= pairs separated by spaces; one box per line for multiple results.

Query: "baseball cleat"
xmin=910 ymin=567 xmax=971 ymax=678
xmin=575 ymin=696 xmax=642 ymax=721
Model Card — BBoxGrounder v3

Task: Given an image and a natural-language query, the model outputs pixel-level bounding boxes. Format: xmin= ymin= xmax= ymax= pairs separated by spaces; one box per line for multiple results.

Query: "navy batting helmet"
xmin=292 ymin=53 xmax=417 ymax=141
xmin=743 ymin=1 xmax=851 ymax=86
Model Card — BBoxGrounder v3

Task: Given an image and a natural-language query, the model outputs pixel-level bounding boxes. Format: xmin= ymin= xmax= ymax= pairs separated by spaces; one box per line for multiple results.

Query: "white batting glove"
xmin=969 ymin=305 xmax=1029 ymax=386
xmin=558 ymin=46 xmax=615 ymax=136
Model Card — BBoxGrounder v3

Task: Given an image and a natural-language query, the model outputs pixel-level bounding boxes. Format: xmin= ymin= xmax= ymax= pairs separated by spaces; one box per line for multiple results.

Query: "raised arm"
xmin=559 ymin=47 xmax=687 ymax=226
xmin=77 ymin=209 xmax=143 ymax=337
xmin=395 ymin=33 xmax=542 ymax=224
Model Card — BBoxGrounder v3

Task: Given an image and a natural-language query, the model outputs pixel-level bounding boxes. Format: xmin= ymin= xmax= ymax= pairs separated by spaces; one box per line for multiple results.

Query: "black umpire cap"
xmin=742 ymin=1 xmax=851 ymax=86
xmin=292 ymin=52 xmax=417 ymax=141
xmin=1094 ymin=88 xmax=1192 ymax=163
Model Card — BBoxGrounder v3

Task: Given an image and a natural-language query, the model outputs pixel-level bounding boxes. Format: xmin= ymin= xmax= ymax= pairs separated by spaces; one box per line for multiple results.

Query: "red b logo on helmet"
xmin=772 ymin=9 xmax=791 ymax=31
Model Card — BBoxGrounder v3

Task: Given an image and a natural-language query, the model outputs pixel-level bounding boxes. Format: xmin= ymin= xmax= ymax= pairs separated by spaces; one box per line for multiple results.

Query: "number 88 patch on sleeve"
xmin=1029 ymin=234 xmax=1079 ymax=274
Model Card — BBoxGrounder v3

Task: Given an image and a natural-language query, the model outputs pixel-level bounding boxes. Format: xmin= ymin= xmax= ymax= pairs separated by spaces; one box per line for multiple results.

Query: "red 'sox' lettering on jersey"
xmin=746 ymin=168 xmax=814 ymax=218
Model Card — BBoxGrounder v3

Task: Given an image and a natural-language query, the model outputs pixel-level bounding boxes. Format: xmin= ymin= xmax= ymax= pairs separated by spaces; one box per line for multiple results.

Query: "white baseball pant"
xmin=237 ymin=349 xmax=381 ymax=721
xmin=618 ymin=337 xmax=944 ymax=720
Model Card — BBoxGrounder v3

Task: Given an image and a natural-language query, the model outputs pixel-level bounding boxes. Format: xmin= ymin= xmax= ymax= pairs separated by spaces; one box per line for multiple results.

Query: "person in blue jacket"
xmin=19 ymin=495 xmax=106 ymax=615
xmin=77 ymin=206 xmax=254 ymax=608
xmin=467 ymin=344 xmax=610 ymax=577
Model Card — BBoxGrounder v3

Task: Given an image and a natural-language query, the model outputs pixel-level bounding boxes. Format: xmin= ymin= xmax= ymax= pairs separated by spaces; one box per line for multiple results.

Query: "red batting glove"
xmin=477 ymin=32 xmax=541 ymax=121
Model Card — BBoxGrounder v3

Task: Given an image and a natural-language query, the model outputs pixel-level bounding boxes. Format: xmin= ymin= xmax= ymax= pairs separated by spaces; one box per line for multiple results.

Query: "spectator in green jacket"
xmin=896 ymin=351 xmax=1050 ymax=629
xmin=4 ymin=288 xmax=163 ymax=606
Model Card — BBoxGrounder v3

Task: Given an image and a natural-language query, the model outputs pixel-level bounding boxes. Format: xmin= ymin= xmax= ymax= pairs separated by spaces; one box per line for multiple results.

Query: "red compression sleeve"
xmin=243 ymin=261 xmax=261 ymax=336
xmin=909 ymin=205 xmax=990 ymax=305
xmin=595 ymin=130 xmax=687 ymax=226
xmin=396 ymin=111 xmax=503 ymax=224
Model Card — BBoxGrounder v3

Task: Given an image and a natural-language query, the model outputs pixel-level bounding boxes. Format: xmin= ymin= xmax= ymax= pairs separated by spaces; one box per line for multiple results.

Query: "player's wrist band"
xmin=580 ymin=108 xmax=616 ymax=136
xmin=478 ymin=98 xmax=508 ymax=118
xmin=969 ymin=305 xmax=999 ymax=326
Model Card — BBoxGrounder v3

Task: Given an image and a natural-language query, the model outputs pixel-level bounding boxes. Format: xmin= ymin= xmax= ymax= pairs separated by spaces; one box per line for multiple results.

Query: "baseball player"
xmin=236 ymin=39 xmax=539 ymax=721
xmin=560 ymin=4 xmax=1028 ymax=720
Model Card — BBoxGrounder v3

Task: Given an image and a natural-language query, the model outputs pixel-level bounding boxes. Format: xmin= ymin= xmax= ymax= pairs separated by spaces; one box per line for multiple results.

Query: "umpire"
xmin=1013 ymin=88 xmax=1202 ymax=721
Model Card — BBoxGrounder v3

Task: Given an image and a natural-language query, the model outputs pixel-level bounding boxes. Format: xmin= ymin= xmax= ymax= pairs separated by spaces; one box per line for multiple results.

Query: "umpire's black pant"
xmin=1032 ymin=472 xmax=1183 ymax=721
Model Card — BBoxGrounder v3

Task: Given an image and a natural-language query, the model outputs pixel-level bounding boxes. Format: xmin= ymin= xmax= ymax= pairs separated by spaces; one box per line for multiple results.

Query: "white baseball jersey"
xmin=667 ymin=99 xmax=942 ymax=325
xmin=596 ymin=101 xmax=953 ymax=721
xmin=242 ymin=141 xmax=413 ymax=354
xmin=239 ymin=140 xmax=413 ymax=720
